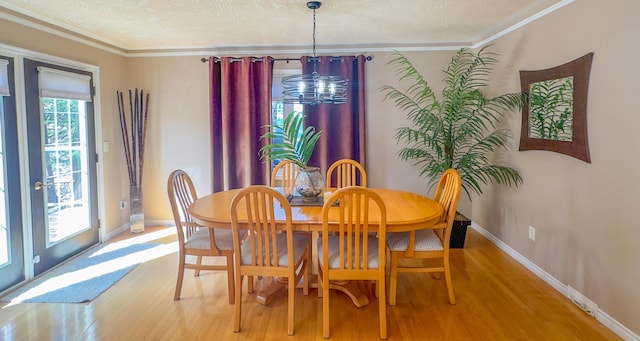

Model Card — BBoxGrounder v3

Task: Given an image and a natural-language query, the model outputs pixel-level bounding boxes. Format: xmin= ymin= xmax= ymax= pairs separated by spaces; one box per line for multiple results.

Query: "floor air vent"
xmin=568 ymin=286 xmax=597 ymax=317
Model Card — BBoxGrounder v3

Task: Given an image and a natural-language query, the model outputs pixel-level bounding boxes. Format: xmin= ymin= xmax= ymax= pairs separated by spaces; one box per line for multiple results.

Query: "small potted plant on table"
xmin=259 ymin=111 xmax=324 ymax=202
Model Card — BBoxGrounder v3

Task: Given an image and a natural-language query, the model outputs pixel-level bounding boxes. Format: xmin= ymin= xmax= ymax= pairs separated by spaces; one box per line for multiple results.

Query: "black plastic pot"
xmin=450 ymin=213 xmax=470 ymax=248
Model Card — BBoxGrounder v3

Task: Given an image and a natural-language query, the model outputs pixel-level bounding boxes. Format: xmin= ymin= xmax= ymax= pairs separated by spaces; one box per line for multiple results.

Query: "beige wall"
xmin=125 ymin=56 xmax=212 ymax=220
xmin=475 ymin=0 xmax=640 ymax=334
xmin=2 ymin=0 xmax=638 ymax=336
xmin=0 ymin=18 xmax=129 ymax=233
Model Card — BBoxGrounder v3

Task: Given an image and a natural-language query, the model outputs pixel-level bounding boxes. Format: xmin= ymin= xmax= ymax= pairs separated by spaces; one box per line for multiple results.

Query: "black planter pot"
xmin=450 ymin=213 xmax=470 ymax=248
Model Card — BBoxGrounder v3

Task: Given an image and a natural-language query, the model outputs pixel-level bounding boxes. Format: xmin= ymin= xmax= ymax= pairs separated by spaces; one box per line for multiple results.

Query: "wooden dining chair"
xmin=326 ymin=158 xmax=367 ymax=188
xmin=318 ymin=186 xmax=387 ymax=339
xmin=386 ymin=168 xmax=462 ymax=305
xmin=167 ymin=169 xmax=238 ymax=303
xmin=270 ymin=160 xmax=300 ymax=188
xmin=230 ymin=185 xmax=311 ymax=336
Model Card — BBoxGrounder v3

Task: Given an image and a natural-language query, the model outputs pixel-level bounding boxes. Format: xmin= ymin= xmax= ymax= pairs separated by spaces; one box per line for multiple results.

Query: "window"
xmin=42 ymin=97 xmax=90 ymax=243
xmin=270 ymin=70 xmax=304 ymax=172
xmin=36 ymin=66 xmax=93 ymax=244
xmin=0 ymin=58 xmax=10 ymax=267
xmin=0 ymin=99 xmax=8 ymax=266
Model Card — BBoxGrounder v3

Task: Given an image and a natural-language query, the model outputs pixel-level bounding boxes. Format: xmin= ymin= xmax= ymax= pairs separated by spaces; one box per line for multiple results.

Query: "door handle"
xmin=33 ymin=181 xmax=50 ymax=191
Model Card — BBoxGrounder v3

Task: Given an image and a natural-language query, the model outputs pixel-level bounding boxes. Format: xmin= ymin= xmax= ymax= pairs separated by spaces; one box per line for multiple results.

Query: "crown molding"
xmin=472 ymin=0 xmax=575 ymax=48
xmin=1 ymin=0 xmax=574 ymax=59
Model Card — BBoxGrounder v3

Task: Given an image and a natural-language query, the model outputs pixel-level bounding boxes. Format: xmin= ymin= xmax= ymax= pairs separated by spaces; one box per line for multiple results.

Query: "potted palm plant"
xmin=381 ymin=46 xmax=525 ymax=247
xmin=259 ymin=111 xmax=324 ymax=201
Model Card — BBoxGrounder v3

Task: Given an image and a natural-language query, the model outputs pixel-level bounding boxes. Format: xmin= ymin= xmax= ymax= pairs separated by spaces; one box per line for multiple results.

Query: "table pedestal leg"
xmin=328 ymin=280 xmax=370 ymax=307
xmin=255 ymin=277 xmax=287 ymax=306
xmin=253 ymin=275 xmax=371 ymax=308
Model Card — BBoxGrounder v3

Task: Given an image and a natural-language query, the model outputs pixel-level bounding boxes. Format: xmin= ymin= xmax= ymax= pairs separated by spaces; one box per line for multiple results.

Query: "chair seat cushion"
xmin=184 ymin=228 xmax=213 ymax=250
xmin=317 ymin=235 xmax=381 ymax=269
xmin=240 ymin=233 xmax=309 ymax=267
xmin=386 ymin=229 xmax=443 ymax=252
xmin=185 ymin=228 xmax=244 ymax=251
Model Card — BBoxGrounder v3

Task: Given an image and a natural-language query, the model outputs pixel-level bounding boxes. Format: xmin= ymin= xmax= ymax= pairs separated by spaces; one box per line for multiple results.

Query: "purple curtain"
xmin=209 ymin=56 xmax=273 ymax=191
xmin=303 ymin=55 xmax=367 ymax=174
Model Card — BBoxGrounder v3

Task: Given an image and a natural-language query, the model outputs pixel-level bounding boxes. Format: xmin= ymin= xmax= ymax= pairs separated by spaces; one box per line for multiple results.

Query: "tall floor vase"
xmin=129 ymin=185 xmax=144 ymax=233
xmin=118 ymin=89 xmax=149 ymax=234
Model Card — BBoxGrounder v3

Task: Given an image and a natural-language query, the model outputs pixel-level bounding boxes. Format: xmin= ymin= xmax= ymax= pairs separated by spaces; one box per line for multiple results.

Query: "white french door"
xmin=24 ymin=59 xmax=99 ymax=276
xmin=0 ymin=56 xmax=25 ymax=292
xmin=0 ymin=54 xmax=101 ymax=292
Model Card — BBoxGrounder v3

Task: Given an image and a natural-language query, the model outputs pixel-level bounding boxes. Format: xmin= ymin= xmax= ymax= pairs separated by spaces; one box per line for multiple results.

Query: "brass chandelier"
xmin=282 ymin=1 xmax=348 ymax=105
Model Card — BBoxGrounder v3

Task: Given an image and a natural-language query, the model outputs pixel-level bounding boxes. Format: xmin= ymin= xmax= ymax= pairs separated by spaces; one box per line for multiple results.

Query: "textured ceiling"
xmin=0 ymin=0 xmax=569 ymax=53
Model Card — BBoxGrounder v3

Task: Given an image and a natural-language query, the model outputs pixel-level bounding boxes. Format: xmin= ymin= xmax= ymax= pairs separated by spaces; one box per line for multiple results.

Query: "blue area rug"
xmin=1 ymin=243 xmax=163 ymax=304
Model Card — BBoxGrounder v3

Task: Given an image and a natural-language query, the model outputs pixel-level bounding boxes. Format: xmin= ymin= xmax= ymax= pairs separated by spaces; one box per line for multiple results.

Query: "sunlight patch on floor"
xmin=112 ymin=226 xmax=176 ymax=245
xmin=3 ymin=238 xmax=177 ymax=307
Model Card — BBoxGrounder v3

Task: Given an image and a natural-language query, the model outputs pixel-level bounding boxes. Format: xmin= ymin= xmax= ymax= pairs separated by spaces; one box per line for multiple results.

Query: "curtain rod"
xmin=200 ymin=56 xmax=372 ymax=63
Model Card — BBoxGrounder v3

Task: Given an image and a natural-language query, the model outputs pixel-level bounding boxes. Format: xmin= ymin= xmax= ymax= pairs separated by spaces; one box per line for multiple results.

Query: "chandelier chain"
xmin=312 ymin=7 xmax=317 ymax=58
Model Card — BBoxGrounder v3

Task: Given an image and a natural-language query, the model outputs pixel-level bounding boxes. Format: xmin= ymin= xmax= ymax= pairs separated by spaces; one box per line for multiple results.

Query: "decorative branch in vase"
xmin=117 ymin=89 xmax=149 ymax=233
xmin=259 ymin=111 xmax=324 ymax=202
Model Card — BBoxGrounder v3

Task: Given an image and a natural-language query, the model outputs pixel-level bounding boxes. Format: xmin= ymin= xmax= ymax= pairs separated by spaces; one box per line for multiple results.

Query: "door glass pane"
xmin=0 ymin=100 xmax=9 ymax=266
xmin=42 ymin=97 xmax=90 ymax=244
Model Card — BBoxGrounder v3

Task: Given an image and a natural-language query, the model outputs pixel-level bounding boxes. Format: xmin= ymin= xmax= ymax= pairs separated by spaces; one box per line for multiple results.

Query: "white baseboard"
xmin=145 ymin=219 xmax=174 ymax=227
xmin=103 ymin=222 xmax=129 ymax=242
xmin=103 ymin=220 xmax=174 ymax=242
xmin=596 ymin=308 xmax=640 ymax=341
xmin=470 ymin=222 xmax=639 ymax=341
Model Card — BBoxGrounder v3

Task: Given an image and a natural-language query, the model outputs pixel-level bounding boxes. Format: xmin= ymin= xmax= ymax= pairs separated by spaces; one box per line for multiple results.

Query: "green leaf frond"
xmin=383 ymin=46 xmax=523 ymax=200
xmin=259 ymin=112 xmax=321 ymax=167
xmin=382 ymin=53 xmax=439 ymax=112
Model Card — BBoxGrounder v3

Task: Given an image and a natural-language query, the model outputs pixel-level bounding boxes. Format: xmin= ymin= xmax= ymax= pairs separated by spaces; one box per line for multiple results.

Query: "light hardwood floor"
xmin=0 ymin=226 xmax=619 ymax=340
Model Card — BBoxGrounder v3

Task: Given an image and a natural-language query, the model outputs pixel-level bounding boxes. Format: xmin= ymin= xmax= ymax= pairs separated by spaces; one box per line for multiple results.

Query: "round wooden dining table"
xmin=189 ymin=187 xmax=442 ymax=232
xmin=188 ymin=187 xmax=443 ymax=307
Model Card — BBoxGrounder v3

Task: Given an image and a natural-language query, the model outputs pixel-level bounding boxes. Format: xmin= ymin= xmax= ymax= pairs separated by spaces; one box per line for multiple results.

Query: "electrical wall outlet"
xmin=528 ymin=226 xmax=536 ymax=241
xmin=119 ymin=200 xmax=128 ymax=209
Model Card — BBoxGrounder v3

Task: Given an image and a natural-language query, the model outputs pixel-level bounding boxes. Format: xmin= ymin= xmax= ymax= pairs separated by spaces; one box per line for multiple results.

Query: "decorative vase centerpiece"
xmin=295 ymin=166 xmax=325 ymax=202
xmin=259 ymin=111 xmax=323 ymax=201
xmin=117 ymin=88 xmax=150 ymax=234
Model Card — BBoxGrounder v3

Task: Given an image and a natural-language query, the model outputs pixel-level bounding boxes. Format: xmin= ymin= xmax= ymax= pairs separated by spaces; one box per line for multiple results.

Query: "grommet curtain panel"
xmin=208 ymin=55 xmax=366 ymax=191
xmin=209 ymin=56 xmax=273 ymax=192
xmin=303 ymin=55 xmax=367 ymax=173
